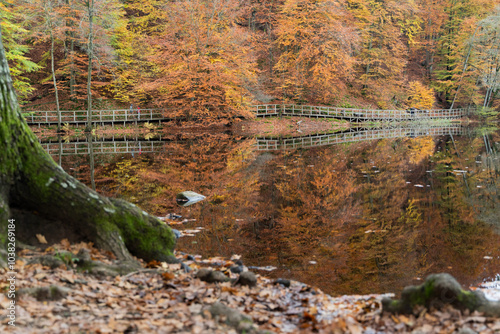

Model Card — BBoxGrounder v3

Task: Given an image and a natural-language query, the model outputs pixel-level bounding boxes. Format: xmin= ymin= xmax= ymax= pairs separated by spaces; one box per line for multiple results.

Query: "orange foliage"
xmin=137 ymin=0 xmax=256 ymax=121
xmin=273 ymin=0 xmax=359 ymax=104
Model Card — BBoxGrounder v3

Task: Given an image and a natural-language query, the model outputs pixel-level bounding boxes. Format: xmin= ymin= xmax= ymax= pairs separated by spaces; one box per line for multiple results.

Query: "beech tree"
xmin=273 ymin=0 xmax=359 ymax=104
xmin=0 ymin=30 xmax=176 ymax=266
xmin=137 ymin=0 xmax=255 ymax=121
xmin=415 ymin=0 xmax=447 ymax=79
xmin=347 ymin=0 xmax=413 ymax=105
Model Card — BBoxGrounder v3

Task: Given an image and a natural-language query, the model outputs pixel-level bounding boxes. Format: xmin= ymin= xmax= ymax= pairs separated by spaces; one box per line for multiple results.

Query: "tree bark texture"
xmin=0 ymin=30 xmax=176 ymax=265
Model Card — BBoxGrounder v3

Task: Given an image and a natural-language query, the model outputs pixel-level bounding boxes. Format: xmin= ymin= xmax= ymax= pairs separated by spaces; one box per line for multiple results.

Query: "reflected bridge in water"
xmin=40 ymin=134 xmax=170 ymax=156
xmin=39 ymin=125 xmax=466 ymax=156
xmin=256 ymin=125 xmax=466 ymax=150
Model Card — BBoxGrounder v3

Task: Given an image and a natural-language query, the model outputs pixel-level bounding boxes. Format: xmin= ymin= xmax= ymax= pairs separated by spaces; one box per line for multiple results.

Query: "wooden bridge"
xmin=23 ymin=108 xmax=165 ymax=127
xmin=23 ymin=104 xmax=471 ymax=127
xmin=256 ymin=125 xmax=465 ymax=150
xmin=254 ymin=104 xmax=470 ymax=121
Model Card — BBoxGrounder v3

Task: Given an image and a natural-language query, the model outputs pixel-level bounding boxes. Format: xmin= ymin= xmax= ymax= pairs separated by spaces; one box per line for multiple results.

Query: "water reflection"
xmin=256 ymin=124 xmax=465 ymax=150
xmin=47 ymin=125 xmax=500 ymax=296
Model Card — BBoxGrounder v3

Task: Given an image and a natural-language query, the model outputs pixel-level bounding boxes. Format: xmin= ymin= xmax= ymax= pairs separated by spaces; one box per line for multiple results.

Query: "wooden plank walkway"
xmin=23 ymin=104 xmax=471 ymax=127
xmin=254 ymin=104 xmax=470 ymax=121
xmin=256 ymin=125 xmax=465 ymax=150
xmin=23 ymin=109 xmax=165 ymax=127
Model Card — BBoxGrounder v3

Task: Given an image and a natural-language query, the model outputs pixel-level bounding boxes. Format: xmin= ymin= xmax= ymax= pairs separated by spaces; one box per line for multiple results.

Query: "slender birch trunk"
xmin=86 ymin=0 xmax=94 ymax=132
xmin=50 ymin=31 xmax=62 ymax=133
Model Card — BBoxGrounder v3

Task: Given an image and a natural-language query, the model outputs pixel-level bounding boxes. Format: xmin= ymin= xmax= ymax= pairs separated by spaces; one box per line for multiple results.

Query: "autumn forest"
xmin=3 ymin=0 xmax=500 ymax=120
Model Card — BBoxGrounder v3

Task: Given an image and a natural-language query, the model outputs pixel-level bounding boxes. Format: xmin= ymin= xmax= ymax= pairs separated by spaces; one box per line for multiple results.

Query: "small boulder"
xmin=19 ymin=285 xmax=70 ymax=301
xmin=382 ymin=273 xmax=500 ymax=317
xmin=196 ymin=268 xmax=230 ymax=283
xmin=230 ymin=265 xmax=244 ymax=274
xmin=207 ymin=302 xmax=256 ymax=333
xmin=274 ymin=278 xmax=291 ymax=288
xmin=28 ymin=255 xmax=66 ymax=269
xmin=235 ymin=271 xmax=257 ymax=287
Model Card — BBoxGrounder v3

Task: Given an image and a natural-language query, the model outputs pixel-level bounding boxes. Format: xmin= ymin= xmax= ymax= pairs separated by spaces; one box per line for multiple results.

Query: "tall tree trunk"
xmin=363 ymin=35 xmax=373 ymax=91
xmin=86 ymin=0 xmax=94 ymax=132
xmin=88 ymin=133 xmax=96 ymax=191
xmin=0 ymin=30 xmax=176 ymax=267
xmin=66 ymin=0 xmax=76 ymax=97
xmin=50 ymin=31 xmax=61 ymax=133
xmin=484 ymin=87 xmax=493 ymax=107
xmin=70 ymin=37 xmax=75 ymax=97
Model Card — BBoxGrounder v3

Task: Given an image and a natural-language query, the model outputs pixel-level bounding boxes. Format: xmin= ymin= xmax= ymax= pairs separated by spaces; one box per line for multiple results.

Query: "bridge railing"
xmin=22 ymin=109 xmax=165 ymax=124
xmin=254 ymin=104 xmax=469 ymax=120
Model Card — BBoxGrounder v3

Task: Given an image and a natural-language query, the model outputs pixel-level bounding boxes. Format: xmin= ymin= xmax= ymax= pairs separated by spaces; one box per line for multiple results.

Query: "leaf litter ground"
xmin=1 ymin=241 xmax=499 ymax=333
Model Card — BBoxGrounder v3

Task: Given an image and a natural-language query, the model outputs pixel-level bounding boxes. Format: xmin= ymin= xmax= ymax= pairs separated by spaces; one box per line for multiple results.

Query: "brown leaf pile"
xmin=1 ymin=241 xmax=499 ymax=333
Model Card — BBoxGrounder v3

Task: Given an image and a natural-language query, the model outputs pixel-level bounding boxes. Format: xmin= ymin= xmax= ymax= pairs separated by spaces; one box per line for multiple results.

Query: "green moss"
xmin=424 ymin=280 xmax=434 ymax=299
xmin=75 ymin=261 xmax=95 ymax=272
xmin=110 ymin=200 xmax=175 ymax=262
xmin=54 ymin=251 xmax=77 ymax=265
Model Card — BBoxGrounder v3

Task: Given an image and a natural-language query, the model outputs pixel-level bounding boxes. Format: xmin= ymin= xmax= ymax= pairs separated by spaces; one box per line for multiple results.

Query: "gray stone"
xmin=207 ymin=302 xmax=256 ymax=333
xmin=457 ymin=328 xmax=477 ymax=334
xmin=171 ymin=229 xmax=181 ymax=239
xmin=236 ymin=271 xmax=257 ymax=287
xmin=19 ymin=285 xmax=70 ymax=301
xmin=274 ymin=278 xmax=291 ymax=288
xmin=28 ymin=255 xmax=66 ymax=269
xmin=196 ymin=268 xmax=230 ymax=283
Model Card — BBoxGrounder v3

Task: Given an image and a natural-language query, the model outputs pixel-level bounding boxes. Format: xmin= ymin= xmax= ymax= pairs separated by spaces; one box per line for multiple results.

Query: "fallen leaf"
xmin=36 ymin=234 xmax=48 ymax=244
xmin=162 ymin=272 xmax=175 ymax=281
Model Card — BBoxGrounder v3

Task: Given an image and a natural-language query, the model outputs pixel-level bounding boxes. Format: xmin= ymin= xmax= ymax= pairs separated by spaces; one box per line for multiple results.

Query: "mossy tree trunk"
xmin=0 ymin=30 xmax=176 ymax=266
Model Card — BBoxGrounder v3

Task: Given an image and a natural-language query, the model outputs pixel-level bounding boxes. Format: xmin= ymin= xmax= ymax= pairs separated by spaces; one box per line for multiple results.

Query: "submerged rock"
xmin=171 ymin=229 xmax=181 ymax=239
xmin=176 ymin=191 xmax=206 ymax=207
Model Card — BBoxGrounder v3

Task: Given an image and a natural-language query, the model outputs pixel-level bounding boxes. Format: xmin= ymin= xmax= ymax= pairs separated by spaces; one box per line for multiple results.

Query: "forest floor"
xmin=1 ymin=240 xmax=499 ymax=334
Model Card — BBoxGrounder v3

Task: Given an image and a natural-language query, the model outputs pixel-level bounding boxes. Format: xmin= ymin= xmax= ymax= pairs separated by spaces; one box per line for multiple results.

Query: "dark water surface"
xmin=50 ymin=124 xmax=500 ymax=296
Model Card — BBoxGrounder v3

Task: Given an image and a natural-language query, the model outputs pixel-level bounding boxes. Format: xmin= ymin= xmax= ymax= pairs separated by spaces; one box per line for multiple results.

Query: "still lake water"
xmin=45 ymin=123 xmax=500 ymax=297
